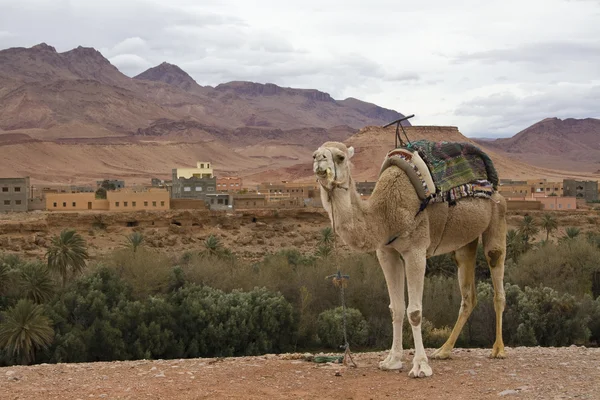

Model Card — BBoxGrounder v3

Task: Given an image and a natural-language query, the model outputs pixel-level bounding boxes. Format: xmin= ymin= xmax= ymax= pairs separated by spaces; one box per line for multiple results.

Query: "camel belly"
xmin=427 ymin=197 xmax=493 ymax=257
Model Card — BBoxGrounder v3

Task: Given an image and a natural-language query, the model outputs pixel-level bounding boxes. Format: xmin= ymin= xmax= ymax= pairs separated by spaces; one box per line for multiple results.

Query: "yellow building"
xmin=528 ymin=179 xmax=563 ymax=196
xmin=107 ymin=188 xmax=170 ymax=211
xmin=46 ymin=188 xmax=170 ymax=212
xmin=46 ymin=193 xmax=109 ymax=211
xmin=173 ymin=161 xmax=214 ymax=179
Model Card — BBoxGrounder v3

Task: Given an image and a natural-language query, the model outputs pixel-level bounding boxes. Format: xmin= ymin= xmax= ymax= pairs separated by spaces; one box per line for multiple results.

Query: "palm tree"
xmin=319 ymin=227 xmax=334 ymax=246
xmin=125 ymin=232 xmax=145 ymax=253
xmin=316 ymin=243 xmax=333 ymax=259
xmin=506 ymin=229 xmax=524 ymax=261
xmin=518 ymin=215 xmax=539 ymax=249
xmin=19 ymin=263 xmax=55 ymax=304
xmin=46 ymin=229 xmax=89 ymax=288
xmin=540 ymin=213 xmax=558 ymax=241
xmin=204 ymin=234 xmax=222 ymax=255
xmin=0 ymin=299 xmax=54 ymax=365
xmin=0 ymin=261 xmax=10 ymax=296
xmin=564 ymin=227 xmax=581 ymax=240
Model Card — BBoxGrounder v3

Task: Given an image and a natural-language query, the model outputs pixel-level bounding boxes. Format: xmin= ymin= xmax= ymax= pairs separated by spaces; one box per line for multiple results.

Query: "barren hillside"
xmin=287 ymin=125 xmax=598 ymax=184
xmin=474 ymin=118 xmax=600 ymax=173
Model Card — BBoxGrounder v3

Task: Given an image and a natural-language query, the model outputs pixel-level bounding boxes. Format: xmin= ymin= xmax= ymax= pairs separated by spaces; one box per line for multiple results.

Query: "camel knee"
xmin=408 ymin=309 xmax=422 ymax=327
xmin=487 ymin=249 xmax=503 ymax=268
xmin=389 ymin=304 xmax=405 ymax=322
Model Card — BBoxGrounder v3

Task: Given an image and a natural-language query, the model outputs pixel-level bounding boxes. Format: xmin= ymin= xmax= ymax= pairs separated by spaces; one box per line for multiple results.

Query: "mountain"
xmin=475 ymin=118 xmax=600 ymax=172
xmin=134 ymin=62 xmax=204 ymax=92
xmin=248 ymin=125 xmax=598 ymax=185
xmin=0 ymin=42 xmax=408 ymax=184
xmin=0 ymin=43 xmax=405 ymax=138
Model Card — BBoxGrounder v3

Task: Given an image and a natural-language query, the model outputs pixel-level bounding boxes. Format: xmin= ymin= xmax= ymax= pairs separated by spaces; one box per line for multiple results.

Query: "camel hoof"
xmin=490 ymin=348 xmax=506 ymax=359
xmin=408 ymin=360 xmax=433 ymax=378
xmin=379 ymin=352 xmax=403 ymax=371
xmin=431 ymin=347 xmax=452 ymax=360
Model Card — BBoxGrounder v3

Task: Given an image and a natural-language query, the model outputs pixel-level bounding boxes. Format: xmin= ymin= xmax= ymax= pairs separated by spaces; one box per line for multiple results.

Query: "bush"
xmin=509 ymin=237 xmax=600 ymax=297
xmin=168 ymin=284 xmax=296 ymax=357
xmin=317 ymin=307 xmax=369 ymax=349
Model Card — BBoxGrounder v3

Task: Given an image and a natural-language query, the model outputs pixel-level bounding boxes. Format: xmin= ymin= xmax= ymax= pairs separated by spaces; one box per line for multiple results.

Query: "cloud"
xmin=454 ymin=83 xmax=600 ymax=136
xmin=453 ymin=41 xmax=600 ymax=66
xmin=108 ymin=54 xmax=152 ymax=74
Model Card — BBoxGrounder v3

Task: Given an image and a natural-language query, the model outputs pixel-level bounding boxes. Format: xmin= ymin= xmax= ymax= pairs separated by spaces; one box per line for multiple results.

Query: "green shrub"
xmin=317 ymin=307 xmax=369 ymax=349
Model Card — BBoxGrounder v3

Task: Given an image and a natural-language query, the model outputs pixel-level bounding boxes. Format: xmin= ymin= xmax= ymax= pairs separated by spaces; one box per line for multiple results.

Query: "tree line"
xmin=1 ymin=212 xmax=599 ymax=366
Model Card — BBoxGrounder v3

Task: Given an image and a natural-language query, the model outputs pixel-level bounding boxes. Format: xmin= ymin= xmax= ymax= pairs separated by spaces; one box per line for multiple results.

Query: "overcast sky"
xmin=0 ymin=0 xmax=599 ymax=137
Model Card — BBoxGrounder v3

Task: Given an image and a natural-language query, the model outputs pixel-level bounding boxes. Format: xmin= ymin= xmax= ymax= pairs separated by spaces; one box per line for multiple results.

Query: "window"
xmin=115 ymin=202 xmax=120 ymax=207
xmin=144 ymin=201 xmax=148 ymax=206
xmin=207 ymin=187 xmax=214 ymax=192
xmin=152 ymin=201 xmax=157 ymax=207
xmin=72 ymin=202 xmax=76 ymax=207
xmin=218 ymin=199 xmax=223 ymax=204
xmin=63 ymin=202 xmax=66 ymax=207
xmin=200 ymin=163 xmax=204 ymax=168
xmin=132 ymin=201 xmax=136 ymax=207
xmin=15 ymin=200 xmax=22 ymax=205
xmin=195 ymin=186 xmax=203 ymax=191
xmin=559 ymin=204 xmax=562 ymax=209
xmin=124 ymin=201 xmax=128 ymax=207
xmin=160 ymin=201 xmax=165 ymax=206
xmin=1 ymin=187 xmax=7 ymax=192
xmin=14 ymin=187 xmax=21 ymax=192
xmin=568 ymin=204 xmax=571 ymax=209
xmin=3 ymin=200 xmax=9 ymax=205
xmin=53 ymin=202 xmax=57 ymax=207
xmin=184 ymin=187 xmax=191 ymax=192
xmin=211 ymin=199 xmax=215 ymax=204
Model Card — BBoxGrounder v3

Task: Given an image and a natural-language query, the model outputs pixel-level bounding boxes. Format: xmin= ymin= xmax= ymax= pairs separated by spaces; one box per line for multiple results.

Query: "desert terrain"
xmin=2 ymin=43 xmax=599 ymax=187
xmin=1 ymin=207 xmax=599 ymax=264
xmin=2 ymin=347 xmax=599 ymax=400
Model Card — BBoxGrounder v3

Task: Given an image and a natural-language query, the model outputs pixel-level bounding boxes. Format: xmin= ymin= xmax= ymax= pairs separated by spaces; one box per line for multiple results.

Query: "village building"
xmin=0 ymin=177 xmax=30 ymax=212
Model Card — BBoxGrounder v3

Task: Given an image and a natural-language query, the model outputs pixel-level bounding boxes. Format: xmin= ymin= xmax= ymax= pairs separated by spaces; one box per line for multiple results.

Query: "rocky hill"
xmin=277 ymin=125 xmax=598 ymax=185
xmin=474 ymin=118 xmax=600 ymax=173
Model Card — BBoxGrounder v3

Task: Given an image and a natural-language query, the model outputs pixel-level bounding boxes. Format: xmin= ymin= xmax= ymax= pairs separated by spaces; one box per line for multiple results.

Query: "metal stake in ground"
xmin=326 ymin=270 xmax=357 ymax=368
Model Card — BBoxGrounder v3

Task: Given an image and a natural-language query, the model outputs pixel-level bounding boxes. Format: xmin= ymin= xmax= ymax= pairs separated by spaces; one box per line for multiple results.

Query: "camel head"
xmin=313 ymin=141 xmax=355 ymax=190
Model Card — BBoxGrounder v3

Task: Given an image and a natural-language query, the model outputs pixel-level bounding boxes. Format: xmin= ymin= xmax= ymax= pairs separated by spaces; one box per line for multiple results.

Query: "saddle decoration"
xmin=379 ymin=139 xmax=498 ymax=209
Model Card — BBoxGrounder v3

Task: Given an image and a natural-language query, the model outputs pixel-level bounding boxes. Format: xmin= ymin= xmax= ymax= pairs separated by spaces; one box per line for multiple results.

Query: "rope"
xmin=321 ymin=167 xmax=357 ymax=368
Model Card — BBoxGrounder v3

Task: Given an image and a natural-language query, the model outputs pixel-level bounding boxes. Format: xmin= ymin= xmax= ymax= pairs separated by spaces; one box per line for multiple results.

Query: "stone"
xmin=499 ymin=389 xmax=519 ymax=396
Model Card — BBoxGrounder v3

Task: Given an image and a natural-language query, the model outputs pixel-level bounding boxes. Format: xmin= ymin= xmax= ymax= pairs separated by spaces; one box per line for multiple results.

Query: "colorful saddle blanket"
xmin=379 ymin=139 xmax=498 ymax=206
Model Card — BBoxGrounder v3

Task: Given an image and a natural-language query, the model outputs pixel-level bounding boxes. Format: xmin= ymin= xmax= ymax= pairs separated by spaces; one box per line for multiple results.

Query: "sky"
xmin=0 ymin=0 xmax=599 ymax=138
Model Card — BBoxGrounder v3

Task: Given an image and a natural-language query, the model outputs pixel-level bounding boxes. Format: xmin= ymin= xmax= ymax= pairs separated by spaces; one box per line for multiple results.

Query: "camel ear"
xmin=347 ymin=146 xmax=355 ymax=159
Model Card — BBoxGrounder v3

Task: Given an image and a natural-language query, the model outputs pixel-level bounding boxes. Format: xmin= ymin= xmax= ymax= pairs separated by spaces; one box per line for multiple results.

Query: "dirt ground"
xmin=2 ymin=347 xmax=599 ymax=400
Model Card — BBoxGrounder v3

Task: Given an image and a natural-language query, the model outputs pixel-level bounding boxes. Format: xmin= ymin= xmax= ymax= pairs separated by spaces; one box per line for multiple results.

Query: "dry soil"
xmin=2 ymin=347 xmax=600 ymax=400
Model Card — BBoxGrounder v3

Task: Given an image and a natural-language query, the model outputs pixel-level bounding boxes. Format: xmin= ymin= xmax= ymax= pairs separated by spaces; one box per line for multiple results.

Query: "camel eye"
xmin=335 ymin=154 xmax=345 ymax=163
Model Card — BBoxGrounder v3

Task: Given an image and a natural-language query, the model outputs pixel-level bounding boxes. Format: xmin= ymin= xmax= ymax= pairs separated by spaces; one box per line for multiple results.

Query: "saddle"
xmin=379 ymin=139 xmax=498 ymax=209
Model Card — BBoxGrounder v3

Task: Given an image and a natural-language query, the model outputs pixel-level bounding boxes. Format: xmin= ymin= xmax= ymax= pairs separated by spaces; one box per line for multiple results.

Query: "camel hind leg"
xmin=431 ymin=238 xmax=479 ymax=360
xmin=482 ymin=198 xmax=507 ymax=359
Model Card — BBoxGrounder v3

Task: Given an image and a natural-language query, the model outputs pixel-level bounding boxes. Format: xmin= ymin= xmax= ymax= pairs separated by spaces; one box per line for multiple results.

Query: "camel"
xmin=312 ymin=141 xmax=507 ymax=378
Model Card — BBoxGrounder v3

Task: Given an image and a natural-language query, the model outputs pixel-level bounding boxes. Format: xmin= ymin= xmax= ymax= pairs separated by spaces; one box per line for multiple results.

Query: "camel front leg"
xmin=403 ymin=248 xmax=433 ymax=378
xmin=376 ymin=247 xmax=405 ymax=371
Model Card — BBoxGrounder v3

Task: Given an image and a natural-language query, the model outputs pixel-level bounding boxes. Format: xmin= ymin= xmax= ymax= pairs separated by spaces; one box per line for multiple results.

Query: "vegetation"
xmin=1 ymin=214 xmax=599 ymax=367
xmin=124 ymin=232 xmax=145 ymax=253
xmin=46 ymin=229 xmax=89 ymax=288
xmin=0 ymin=299 xmax=54 ymax=364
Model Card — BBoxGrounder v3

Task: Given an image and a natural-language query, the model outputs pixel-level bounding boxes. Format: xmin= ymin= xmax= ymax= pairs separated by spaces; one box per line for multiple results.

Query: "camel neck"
xmin=320 ymin=179 xmax=381 ymax=251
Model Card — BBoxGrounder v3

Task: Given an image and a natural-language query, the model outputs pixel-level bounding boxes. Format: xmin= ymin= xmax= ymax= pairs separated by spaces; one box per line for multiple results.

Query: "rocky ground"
xmin=2 ymin=347 xmax=599 ymax=400
xmin=1 ymin=208 xmax=599 ymax=264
